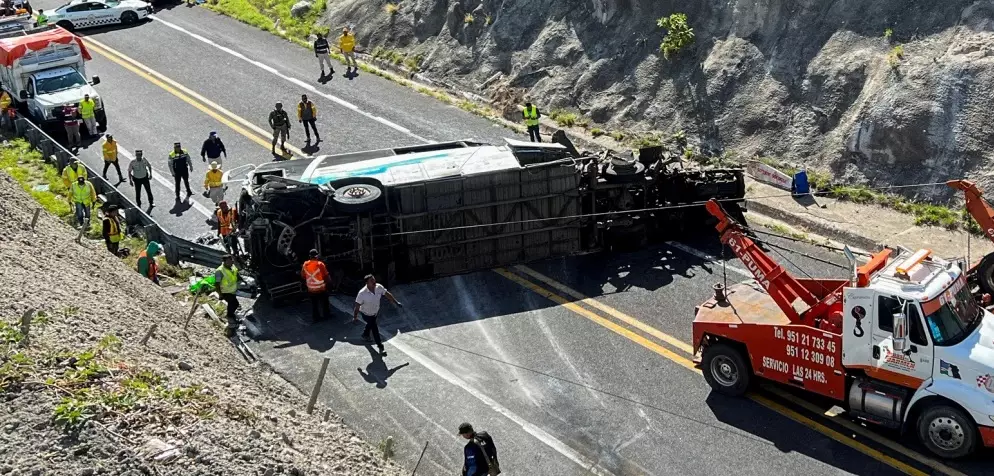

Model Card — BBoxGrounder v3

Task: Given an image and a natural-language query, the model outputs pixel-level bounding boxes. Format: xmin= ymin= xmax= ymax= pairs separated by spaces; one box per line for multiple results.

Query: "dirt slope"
xmin=0 ymin=170 xmax=399 ymax=475
xmin=328 ymin=0 xmax=994 ymax=199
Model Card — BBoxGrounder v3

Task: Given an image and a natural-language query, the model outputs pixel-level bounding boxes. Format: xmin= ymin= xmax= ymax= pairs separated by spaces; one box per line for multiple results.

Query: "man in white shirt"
xmin=353 ymin=274 xmax=402 ymax=356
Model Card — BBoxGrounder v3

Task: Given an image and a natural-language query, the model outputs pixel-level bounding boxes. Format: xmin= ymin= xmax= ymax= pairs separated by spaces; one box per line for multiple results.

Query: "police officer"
xmin=268 ymin=103 xmax=290 ymax=155
xmin=168 ymin=142 xmax=193 ymax=199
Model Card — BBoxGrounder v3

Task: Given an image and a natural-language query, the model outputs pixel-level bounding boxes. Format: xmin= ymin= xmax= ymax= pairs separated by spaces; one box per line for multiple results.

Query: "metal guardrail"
xmin=9 ymin=114 xmax=225 ymax=269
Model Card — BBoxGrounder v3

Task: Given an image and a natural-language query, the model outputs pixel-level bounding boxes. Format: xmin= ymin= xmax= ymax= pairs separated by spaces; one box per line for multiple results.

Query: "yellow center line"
xmin=515 ymin=264 xmax=696 ymax=355
xmin=493 ymin=268 xmax=698 ymax=373
xmin=749 ymin=393 xmax=927 ymax=476
xmin=81 ymin=37 xmax=305 ymax=158
xmin=495 ymin=267 xmax=948 ymax=476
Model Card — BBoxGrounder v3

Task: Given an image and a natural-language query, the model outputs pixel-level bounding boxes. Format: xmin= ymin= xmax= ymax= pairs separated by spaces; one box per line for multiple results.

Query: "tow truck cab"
xmin=694 ymin=244 xmax=994 ymax=459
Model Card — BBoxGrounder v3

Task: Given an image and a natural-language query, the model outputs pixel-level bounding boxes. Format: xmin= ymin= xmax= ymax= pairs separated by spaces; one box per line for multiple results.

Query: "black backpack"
xmin=471 ymin=436 xmax=500 ymax=475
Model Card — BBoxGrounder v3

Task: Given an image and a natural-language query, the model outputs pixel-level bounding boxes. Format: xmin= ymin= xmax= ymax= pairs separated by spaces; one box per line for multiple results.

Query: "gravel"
xmin=0 ymin=171 xmax=400 ymax=475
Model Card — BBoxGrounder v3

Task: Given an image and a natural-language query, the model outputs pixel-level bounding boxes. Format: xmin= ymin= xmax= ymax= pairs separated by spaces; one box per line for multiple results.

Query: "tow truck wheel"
xmin=701 ymin=343 xmax=751 ymax=397
xmin=974 ymin=253 xmax=994 ymax=296
xmin=917 ymin=404 xmax=978 ymax=459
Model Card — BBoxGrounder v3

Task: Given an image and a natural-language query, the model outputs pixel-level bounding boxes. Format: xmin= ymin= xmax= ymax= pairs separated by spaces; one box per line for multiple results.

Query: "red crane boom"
xmin=705 ymin=200 xmax=846 ymax=331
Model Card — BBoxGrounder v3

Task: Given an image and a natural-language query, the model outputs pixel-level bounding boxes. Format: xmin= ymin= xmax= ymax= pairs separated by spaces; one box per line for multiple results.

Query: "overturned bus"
xmin=227 ymin=136 xmax=746 ymax=301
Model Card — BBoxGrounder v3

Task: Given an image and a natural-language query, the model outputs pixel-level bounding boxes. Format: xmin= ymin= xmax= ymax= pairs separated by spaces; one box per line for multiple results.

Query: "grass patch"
xmin=207 ymin=0 xmax=328 ymax=43
xmin=403 ymin=54 xmax=423 ymax=71
xmin=548 ymin=109 xmax=588 ymax=128
xmin=884 ymin=28 xmax=893 ymax=41
xmin=484 ymin=15 xmax=492 ymax=26
xmin=590 ymin=127 xmax=605 ymax=137
xmin=757 ymin=157 xmax=978 ymax=233
xmin=764 ymin=223 xmax=809 ymax=242
xmin=463 ymin=13 xmax=474 ymax=24
xmin=384 ymin=2 xmax=398 ymax=15
xmin=0 ymin=140 xmax=71 ymax=220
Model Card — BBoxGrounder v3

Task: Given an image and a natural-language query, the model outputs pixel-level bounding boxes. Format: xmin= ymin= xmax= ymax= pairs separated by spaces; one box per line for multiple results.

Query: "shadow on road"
xmin=357 ymin=346 xmax=410 ymax=389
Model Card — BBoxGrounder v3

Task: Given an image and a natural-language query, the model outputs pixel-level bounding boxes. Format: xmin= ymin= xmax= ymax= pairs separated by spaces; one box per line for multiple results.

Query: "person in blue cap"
xmin=200 ymin=131 xmax=227 ymax=168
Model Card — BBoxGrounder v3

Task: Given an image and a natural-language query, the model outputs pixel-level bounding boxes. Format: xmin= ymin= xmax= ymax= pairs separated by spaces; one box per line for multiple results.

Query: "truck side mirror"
xmin=892 ymin=312 xmax=908 ymax=352
xmin=90 ymin=76 xmax=100 ymax=85
xmin=18 ymin=90 xmax=27 ymax=100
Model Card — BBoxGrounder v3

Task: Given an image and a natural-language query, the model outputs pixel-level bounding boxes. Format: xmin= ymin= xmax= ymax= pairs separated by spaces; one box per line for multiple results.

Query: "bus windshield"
xmin=922 ymin=278 xmax=981 ymax=346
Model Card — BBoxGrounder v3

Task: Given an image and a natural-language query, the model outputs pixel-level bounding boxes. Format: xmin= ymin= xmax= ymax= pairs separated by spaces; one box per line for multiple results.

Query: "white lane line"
xmin=328 ymin=297 xmax=616 ymax=476
xmin=116 ymin=146 xmax=213 ymax=218
xmin=665 ymin=241 xmax=750 ymax=278
xmin=150 ymin=16 xmax=431 ymax=144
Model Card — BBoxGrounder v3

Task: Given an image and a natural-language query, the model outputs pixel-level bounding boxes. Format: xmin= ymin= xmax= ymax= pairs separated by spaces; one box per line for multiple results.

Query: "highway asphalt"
xmin=26 ymin=3 xmax=993 ymax=474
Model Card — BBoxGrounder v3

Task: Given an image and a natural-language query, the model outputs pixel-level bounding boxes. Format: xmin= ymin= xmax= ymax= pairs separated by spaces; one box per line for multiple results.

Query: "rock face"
xmin=325 ymin=0 xmax=994 ymax=198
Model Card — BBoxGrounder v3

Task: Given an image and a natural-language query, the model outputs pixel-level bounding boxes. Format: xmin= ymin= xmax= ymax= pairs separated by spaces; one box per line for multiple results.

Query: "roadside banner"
xmin=746 ymin=160 xmax=793 ymax=191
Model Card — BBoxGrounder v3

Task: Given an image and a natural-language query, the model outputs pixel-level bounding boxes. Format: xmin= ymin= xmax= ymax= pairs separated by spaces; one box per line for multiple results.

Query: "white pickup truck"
xmin=0 ymin=25 xmax=104 ymax=131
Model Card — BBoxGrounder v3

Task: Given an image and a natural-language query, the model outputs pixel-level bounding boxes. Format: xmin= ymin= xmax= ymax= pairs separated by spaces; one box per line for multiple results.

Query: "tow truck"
xmin=694 ymin=199 xmax=994 ymax=459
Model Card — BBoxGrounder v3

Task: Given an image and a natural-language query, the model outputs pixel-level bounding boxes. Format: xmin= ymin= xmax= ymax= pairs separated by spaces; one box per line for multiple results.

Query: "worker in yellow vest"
xmin=102 ymin=134 xmax=124 ymax=182
xmin=79 ymin=94 xmax=97 ymax=136
xmin=61 ymin=157 xmax=87 ymax=189
xmin=0 ymin=90 xmax=11 ymax=131
xmin=204 ymin=161 xmax=225 ymax=205
xmin=338 ymin=27 xmax=358 ymax=73
xmin=34 ymin=9 xmax=46 ymax=26
xmin=102 ymin=204 xmax=123 ymax=255
xmin=214 ymin=254 xmax=240 ymax=337
xmin=523 ymin=102 xmax=541 ymax=142
xmin=70 ymin=176 xmax=97 ymax=228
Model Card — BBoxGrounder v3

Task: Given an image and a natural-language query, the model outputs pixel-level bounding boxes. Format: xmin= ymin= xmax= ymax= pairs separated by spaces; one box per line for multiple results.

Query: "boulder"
xmin=289 ymin=1 xmax=312 ymax=18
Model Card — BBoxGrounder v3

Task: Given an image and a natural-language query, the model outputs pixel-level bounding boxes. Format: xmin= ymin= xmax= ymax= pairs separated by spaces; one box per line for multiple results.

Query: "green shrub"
xmin=888 ymin=45 xmax=904 ymax=68
xmin=403 ymin=54 xmax=424 ymax=71
xmin=657 ymin=13 xmax=694 ymax=60
xmin=590 ymin=128 xmax=605 ymax=137
xmin=549 ymin=109 xmax=586 ymax=128
xmin=883 ymin=28 xmax=893 ymax=40
xmin=464 ymin=13 xmax=474 ymax=24
xmin=384 ymin=2 xmax=398 ymax=15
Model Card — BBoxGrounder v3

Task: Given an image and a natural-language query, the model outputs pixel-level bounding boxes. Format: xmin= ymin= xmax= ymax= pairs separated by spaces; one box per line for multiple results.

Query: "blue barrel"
xmin=792 ymin=170 xmax=810 ymax=195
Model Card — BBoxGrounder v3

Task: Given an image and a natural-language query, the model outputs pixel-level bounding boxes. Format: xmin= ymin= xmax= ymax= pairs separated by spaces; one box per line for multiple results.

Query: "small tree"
xmin=657 ymin=13 xmax=694 ymax=60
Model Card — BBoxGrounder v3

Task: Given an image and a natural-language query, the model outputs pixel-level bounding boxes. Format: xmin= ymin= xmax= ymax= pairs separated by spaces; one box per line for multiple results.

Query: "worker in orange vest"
xmin=301 ymin=249 xmax=331 ymax=323
xmin=216 ymin=200 xmax=239 ymax=255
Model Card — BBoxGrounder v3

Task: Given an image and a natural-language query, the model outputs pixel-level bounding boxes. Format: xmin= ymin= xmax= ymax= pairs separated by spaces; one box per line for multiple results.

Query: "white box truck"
xmin=0 ymin=25 xmax=104 ymax=131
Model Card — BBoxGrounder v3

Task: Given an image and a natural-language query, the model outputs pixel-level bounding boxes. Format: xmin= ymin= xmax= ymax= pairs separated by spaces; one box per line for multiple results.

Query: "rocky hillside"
xmin=0 ymin=170 xmax=399 ymax=475
xmin=328 ymin=0 xmax=994 ymax=199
